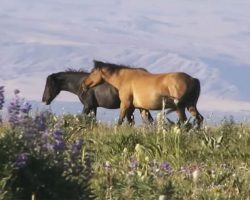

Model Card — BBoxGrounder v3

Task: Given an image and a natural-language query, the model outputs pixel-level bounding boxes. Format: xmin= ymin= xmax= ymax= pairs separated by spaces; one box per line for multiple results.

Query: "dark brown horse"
xmin=42 ymin=69 xmax=153 ymax=123
xmin=81 ymin=61 xmax=203 ymax=126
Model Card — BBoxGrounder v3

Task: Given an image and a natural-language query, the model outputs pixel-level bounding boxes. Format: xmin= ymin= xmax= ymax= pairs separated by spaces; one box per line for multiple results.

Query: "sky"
xmin=0 ymin=0 xmax=250 ymax=121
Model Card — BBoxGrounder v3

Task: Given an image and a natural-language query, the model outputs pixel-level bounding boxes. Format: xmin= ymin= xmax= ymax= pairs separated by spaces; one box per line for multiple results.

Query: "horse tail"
xmin=177 ymin=77 xmax=201 ymax=107
xmin=190 ymin=78 xmax=201 ymax=106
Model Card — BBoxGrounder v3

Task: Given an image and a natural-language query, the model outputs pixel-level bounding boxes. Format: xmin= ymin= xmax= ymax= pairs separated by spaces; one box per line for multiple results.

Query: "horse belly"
xmin=95 ymin=86 xmax=120 ymax=109
xmin=133 ymin=93 xmax=163 ymax=110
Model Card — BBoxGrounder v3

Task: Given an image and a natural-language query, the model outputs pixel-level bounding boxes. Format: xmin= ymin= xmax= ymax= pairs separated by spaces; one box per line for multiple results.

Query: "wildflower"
xmin=129 ymin=158 xmax=139 ymax=170
xmin=173 ymin=126 xmax=181 ymax=135
xmin=161 ymin=162 xmax=171 ymax=171
xmin=156 ymin=112 xmax=163 ymax=122
xmin=192 ymin=169 xmax=199 ymax=183
xmin=52 ymin=130 xmax=65 ymax=151
xmin=135 ymin=143 xmax=144 ymax=162
xmin=0 ymin=86 xmax=4 ymax=110
xmin=84 ymin=151 xmax=92 ymax=168
xmin=159 ymin=195 xmax=167 ymax=200
xmin=20 ymin=101 xmax=32 ymax=114
xmin=14 ymin=153 xmax=29 ymax=168
xmin=53 ymin=139 xmax=65 ymax=151
xmin=34 ymin=112 xmax=47 ymax=131
xmin=145 ymin=156 xmax=150 ymax=163
xmin=44 ymin=142 xmax=54 ymax=151
xmin=53 ymin=129 xmax=63 ymax=139
xmin=0 ymin=86 xmax=4 ymax=123
xmin=7 ymin=89 xmax=32 ymax=126
xmin=8 ymin=96 xmax=21 ymax=126
xmin=123 ymin=147 xmax=128 ymax=154
xmin=104 ymin=161 xmax=112 ymax=171
xmin=71 ymin=139 xmax=84 ymax=156
xmin=135 ymin=144 xmax=141 ymax=152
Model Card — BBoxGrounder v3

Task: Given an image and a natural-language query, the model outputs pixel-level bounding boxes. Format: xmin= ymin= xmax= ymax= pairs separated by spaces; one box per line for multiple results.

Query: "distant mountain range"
xmin=1 ymin=0 xmax=250 ymax=121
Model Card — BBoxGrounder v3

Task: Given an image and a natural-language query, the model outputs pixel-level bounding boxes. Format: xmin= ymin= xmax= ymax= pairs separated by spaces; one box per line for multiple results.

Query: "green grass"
xmin=61 ymin=115 xmax=250 ymax=200
xmin=1 ymin=114 xmax=250 ymax=200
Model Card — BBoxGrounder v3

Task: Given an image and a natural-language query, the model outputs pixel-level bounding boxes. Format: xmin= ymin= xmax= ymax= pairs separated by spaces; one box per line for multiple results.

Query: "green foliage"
xmin=0 ymin=114 xmax=94 ymax=200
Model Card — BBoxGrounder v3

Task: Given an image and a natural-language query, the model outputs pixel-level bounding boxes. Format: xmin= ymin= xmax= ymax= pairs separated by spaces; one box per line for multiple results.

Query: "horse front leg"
xmin=82 ymin=106 xmax=96 ymax=118
xmin=118 ymin=101 xmax=131 ymax=125
xmin=126 ymin=107 xmax=135 ymax=125
xmin=82 ymin=106 xmax=90 ymax=115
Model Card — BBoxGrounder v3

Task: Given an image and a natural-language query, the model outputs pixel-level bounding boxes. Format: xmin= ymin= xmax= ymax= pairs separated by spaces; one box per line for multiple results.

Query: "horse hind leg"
xmin=187 ymin=105 xmax=204 ymax=127
xmin=176 ymin=106 xmax=187 ymax=125
xmin=140 ymin=109 xmax=154 ymax=124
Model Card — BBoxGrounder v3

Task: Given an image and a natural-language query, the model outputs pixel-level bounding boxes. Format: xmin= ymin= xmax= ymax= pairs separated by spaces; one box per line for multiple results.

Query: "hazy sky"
xmin=0 ymin=0 xmax=250 ymax=114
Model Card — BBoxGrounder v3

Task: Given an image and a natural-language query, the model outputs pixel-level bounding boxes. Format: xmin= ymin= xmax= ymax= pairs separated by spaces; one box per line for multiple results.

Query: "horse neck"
xmin=102 ymin=71 xmax=122 ymax=89
xmin=57 ymin=72 xmax=87 ymax=95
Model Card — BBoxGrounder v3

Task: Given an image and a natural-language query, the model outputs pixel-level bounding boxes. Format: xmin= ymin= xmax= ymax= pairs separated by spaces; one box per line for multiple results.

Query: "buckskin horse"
xmin=42 ymin=69 xmax=153 ymax=123
xmin=81 ymin=61 xmax=203 ymax=126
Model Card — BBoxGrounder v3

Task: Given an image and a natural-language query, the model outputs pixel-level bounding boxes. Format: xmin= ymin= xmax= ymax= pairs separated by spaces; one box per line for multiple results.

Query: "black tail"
xmin=178 ymin=78 xmax=201 ymax=108
xmin=191 ymin=78 xmax=201 ymax=106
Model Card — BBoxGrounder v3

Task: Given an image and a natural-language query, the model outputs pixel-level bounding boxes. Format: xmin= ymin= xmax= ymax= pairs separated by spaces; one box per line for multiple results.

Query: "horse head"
xmin=42 ymin=74 xmax=60 ymax=105
xmin=81 ymin=67 xmax=104 ymax=92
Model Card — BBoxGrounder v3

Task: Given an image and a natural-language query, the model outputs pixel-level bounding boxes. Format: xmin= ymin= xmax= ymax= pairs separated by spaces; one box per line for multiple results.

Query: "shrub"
xmin=0 ymin=90 xmax=94 ymax=200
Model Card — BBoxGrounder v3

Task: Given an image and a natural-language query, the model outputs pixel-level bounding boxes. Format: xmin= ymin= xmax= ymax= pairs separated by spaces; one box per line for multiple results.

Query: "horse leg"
xmin=118 ymin=101 xmax=131 ymax=125
xmin=82 ymin=106 xmax=90 ymax=115
xmin=126 ymin=107 xmax=135 ymax=125
xmin=187 ymin=105 xmax=204 ymax=127
xmin=176 ymin=106 xmax=187 ymax=125
xmin=83 ymin=106 xmax=96 ymax=118
xmin=140 ymin=109 xmax=154 ymax=124
xmin=92 ymin=107 xmax=97 ymax=117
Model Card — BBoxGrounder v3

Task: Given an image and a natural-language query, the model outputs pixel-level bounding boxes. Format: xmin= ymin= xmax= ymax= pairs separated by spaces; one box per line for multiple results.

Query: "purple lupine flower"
xmin=7 ymin=89 xmax=33 ymax=126
xmin=40 ymin=130 xmax=52 ymax=151
xmin=52 ymin=130 xmax=65 ymax=151
xmin=8 ymin=95 xmax=21 ymax=126
xmin=34 ymin=112 xmax=47 ymax=131
xmin=14 ymin=153 xmax=29 ymax=168
xmin=0 ymin=86 xmax=4 ymax=123
xmin=0 ymin=86 xmax=4 ymax=110
xmin=129 ymin=158 xmax=139 ymax=170
xmin=41 ymin=130 xmax=49 ymax=140
xmin=161 ymin=162 xmax=171 ymax=171
xmin=44 ymin=142 xmax=54 ymax=151
xmin=71 ymin=139 xmax=84 ymax=156
xmin=53 ymin=139 xmax=65 ymax=151
xmin=84 ymin=151 xmax=92 ymax=171
xmin=20 ymin=101 xmax=32 ymax=114
xmin=53 ymin=129 xmax=63 ymax=140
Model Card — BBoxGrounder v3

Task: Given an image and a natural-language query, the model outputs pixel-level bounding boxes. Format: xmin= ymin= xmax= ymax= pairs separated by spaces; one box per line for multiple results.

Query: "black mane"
xmin=65 ymin=68 xmax=89 ymax=73
xmin=93 ymin=60 xmax=148 ymax=74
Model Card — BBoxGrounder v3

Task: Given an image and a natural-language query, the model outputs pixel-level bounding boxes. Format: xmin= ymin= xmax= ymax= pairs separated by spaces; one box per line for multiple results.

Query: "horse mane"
xmin=65 ymin=68 xmax=89 ymax=73
xmin=93 ymin=60 xmax=148 ymax=74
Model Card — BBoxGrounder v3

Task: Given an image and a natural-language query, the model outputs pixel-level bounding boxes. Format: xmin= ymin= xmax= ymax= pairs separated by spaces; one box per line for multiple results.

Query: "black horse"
xmin=42 ymin=70 xmax=153 ymax=123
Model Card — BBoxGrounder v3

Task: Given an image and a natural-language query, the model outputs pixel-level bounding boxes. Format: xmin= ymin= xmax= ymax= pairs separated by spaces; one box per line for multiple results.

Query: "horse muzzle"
xmin=42 ymin=99 xmax=50 ymax=105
